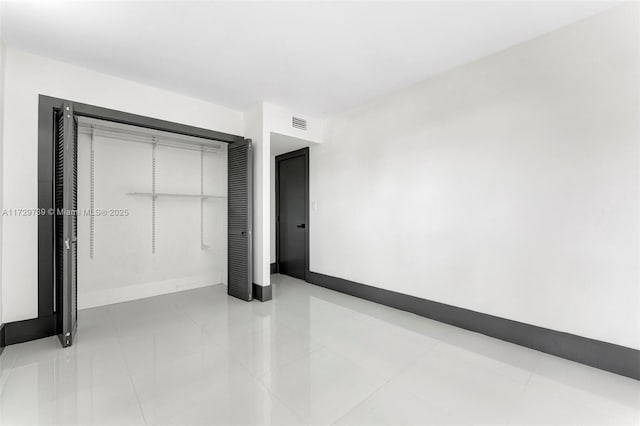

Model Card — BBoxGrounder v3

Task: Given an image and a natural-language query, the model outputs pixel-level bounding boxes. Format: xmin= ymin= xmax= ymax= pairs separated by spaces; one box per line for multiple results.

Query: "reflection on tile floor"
xmin=0 ymin=274 xmax=638 ymax=425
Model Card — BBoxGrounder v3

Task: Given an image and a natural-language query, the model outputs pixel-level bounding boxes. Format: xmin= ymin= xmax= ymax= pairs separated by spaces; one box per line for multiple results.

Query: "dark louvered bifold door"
xmin=55 ymin=103 xmax=78 ymax=347
xmin=227 ymin=139 xmax=253 ymax=301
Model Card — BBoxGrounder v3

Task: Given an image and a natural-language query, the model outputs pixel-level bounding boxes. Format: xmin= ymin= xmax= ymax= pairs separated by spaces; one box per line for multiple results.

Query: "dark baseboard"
xmin=270 ymin=263 xmax=278 ymax=274
xmin=306 ymin=271 xmax=640 ymax=380
xmin=252 ymin=283 xmax=273 ymax=302
xmin=0 ymin=315 xmax=57 ymax=347
xmin=0 ymin=324 xmax=4 ymax=354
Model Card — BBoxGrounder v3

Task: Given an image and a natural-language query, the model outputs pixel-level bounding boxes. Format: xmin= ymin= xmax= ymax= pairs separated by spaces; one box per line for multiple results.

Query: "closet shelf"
xmin=127 ymin=192 xmax=226 ymax=200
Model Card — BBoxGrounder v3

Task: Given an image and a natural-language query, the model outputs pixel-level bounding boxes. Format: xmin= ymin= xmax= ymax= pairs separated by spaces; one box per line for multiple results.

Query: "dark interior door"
xmin=55 ymin=102 xmax=78 ymax=347
xmin=228 ymin=139 xmax=253 ymax=301
xmin=277 ymin=149 xmax=308 ymax=280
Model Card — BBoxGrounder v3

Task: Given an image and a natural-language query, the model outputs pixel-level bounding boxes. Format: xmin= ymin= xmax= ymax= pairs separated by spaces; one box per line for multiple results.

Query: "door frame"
xmin=0 ymin=94 xmax=247 ymax=347
xmin=275 ymin=147 xmax=310 ymax=282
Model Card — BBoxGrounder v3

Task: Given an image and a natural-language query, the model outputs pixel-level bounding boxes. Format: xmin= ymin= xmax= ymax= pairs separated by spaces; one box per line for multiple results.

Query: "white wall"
xmin=2 ymin=48 xmax=243 ymax=323
xmin=310 ymin=4 xmax=639 ymax=349
xmin=243 ymin=103 xmax=270 ymax=288
xmin=0 ymin=36 xmax=5 ymax=326
xmin=263 ymin=103 xmax=324 ymax=145
xmin=76 ymin=131 xmax=227 ymax=309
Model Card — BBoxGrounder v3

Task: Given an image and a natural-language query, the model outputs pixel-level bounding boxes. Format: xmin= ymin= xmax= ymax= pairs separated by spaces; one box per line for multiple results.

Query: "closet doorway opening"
xmin=35 ymin=95 xmax=252 ymax=348
xmin=76 ymin=117 xmax=228 ymax=311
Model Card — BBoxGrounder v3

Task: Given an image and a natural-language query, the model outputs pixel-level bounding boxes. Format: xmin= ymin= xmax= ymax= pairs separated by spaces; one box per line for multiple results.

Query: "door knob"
xmin=296 ymin=224 xmax=306 ymax=229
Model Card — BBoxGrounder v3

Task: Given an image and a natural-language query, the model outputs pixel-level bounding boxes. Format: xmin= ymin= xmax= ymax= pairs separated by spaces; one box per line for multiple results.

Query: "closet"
xmin=27 ymin=96 xmax=252 ymax=349
xmin=75 ymin=117 xmax=229 ymax=310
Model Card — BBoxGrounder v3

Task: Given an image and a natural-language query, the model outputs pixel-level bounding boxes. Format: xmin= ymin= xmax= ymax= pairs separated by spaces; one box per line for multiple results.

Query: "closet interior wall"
xmin=76 ymin=117 xmax=228 ymax=309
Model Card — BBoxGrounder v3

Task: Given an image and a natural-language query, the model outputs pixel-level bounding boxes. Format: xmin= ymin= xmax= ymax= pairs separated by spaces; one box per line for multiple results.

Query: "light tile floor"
xmin=0 ymin=274 xmax=638 ymax=425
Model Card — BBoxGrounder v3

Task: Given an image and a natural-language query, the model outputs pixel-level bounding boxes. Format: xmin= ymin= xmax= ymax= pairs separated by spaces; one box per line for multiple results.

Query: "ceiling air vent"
xmin=292 ymin=116 xmax=307 ymax=131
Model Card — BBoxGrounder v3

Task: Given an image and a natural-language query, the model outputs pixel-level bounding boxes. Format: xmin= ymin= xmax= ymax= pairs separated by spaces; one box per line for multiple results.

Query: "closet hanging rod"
xmin=77 ymin=124 xmax=222 ymax=153
xmin=126 ymin=192 xmax=227 ymax=199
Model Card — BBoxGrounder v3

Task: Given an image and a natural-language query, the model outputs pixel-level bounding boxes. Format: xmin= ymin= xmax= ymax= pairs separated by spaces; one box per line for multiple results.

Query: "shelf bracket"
xmin=89 ymin=129 xmax=95 ymax=259
xmin=151 ymin=139 xmax=157 ymax=254
xmin=200 ymin=147 xmax=209 ymax=250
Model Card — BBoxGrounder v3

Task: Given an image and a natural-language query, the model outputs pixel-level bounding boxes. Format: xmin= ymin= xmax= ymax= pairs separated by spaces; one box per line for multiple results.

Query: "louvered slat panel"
xmin=71 ymin=118 xmax=78 ymax=324
xmin=292 ymin=116 xmax=307 ymax=131
xmin=55 ymin=104 xmax=78 ymax=347
xmin=55 ymin=113 xmax=64 ymax=320
xmin=227 ymin=140 xmax=252 ymax=301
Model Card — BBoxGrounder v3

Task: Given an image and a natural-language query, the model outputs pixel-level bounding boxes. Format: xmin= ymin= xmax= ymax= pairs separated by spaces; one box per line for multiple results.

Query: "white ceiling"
xmin=1 ymin=1 xmax=617 ymax=117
